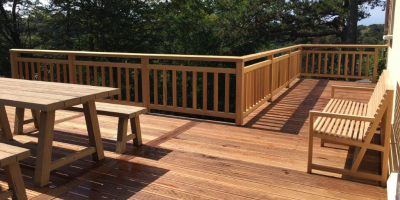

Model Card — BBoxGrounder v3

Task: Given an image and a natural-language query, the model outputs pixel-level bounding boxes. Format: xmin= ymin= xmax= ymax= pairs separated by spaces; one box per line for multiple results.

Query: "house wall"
xmin=386 ymin=0 xmax=399 ymax=198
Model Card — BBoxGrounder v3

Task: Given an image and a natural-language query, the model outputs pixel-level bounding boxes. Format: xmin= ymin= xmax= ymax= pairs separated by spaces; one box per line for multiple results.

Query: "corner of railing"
xmin=235 ymin=58 xmax=245 ymax=125
xmin=9 ymin=50 xmax=18 ymax=79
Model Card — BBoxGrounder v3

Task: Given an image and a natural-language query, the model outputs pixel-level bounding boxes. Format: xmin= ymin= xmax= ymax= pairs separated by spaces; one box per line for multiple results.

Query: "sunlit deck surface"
xmin=0 ymin=78 xmax=387 ymax=199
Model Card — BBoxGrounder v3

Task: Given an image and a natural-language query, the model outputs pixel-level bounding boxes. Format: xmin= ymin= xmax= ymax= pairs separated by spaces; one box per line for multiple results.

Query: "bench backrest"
xmin=367 ymin=70 xmax=394 ymax=118
xmin=364 ymin=70 xmax=394 ymax=136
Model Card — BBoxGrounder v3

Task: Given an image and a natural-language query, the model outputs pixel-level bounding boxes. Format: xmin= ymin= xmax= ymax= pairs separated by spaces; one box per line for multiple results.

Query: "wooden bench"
xmin=0 ymin=143 xmax=30 ymax=200
xmin=307 ymin=70 xmax=394 ymax=186
xmin=68 ymin=102 xmax=147 ymax=153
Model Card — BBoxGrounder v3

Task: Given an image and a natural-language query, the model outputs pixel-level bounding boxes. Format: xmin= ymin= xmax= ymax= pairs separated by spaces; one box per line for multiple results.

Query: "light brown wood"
xmin=13 ymin=107 xmax=24 ymax=135
xmin=34 ymin=110 xmax=56 ymax=187
xmin=116 ymin=118 xmax=129 ymax=154
xmin=203 ymin=72 xmax=207 ymax=111
xmin=0 ymin=105 xmax=13 ymax=140
xmin=131 ymin=116 xmax=142 ymax=146
xmin=308 ymin=70 xmax=394 ymax=185
xmin=4 ymin=160 xmax=29 ymax=200
xmin=193 ymin=72 xmax=197 ymax=110
xmin=163 ymin=70 xmax=167 ymax=106
xmin=83 ymin=100 xmax=104 ymax=161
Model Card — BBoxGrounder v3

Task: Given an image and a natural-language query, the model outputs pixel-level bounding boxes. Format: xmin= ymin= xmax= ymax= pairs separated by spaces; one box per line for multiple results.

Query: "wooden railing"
xmin=9 ymin=44 xmax=386 ymax=125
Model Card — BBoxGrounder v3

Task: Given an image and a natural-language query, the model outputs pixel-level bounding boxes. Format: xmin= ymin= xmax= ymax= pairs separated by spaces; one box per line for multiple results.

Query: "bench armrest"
xmin=331 ymin=85 xmax=374 ymax=98
xmin=309 ymin=111 xmax=375 ymax=122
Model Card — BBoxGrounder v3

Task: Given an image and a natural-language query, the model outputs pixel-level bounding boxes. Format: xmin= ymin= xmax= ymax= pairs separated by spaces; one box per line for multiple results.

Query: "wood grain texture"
xmin=0 ymin=78 xmax=387 ymax=200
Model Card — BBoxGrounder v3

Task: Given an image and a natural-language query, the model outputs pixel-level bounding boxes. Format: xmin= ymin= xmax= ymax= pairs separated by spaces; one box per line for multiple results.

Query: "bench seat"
xmin=314 ymin=99 xmax=370 ymax=141
xmin=68 ymin=102 xmax=147 ymax=154
xmin=0 ymin=143 xmax=30 ymax=200
xmin=70 ymin=102 xmax=147 ymax=118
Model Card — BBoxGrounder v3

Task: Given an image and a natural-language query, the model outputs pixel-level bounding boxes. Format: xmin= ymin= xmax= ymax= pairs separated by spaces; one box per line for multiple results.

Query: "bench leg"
xmin=307 ymin=114 xmax=314 ymax=173
xmin=14 ymin=108 xmax=25 ymax=135
xmin=4 ymin=162 xmax=28 ymax=200
xmin=0 ymin=105 xmax=13 ymax=140
xmin=116 ymin=118 xmax=128 ymax=154
xmin=131 ymin=117 xmax=142 ymax=146
xmin=34 ymin=110 xmax=55 ymax=187
xmin=320 ymin=139 xmax=325 ymax=147
xmin=31 ymin=109 xmax=40 ymax=129
xmin=83 ymin=100 xmax=104 ymax=161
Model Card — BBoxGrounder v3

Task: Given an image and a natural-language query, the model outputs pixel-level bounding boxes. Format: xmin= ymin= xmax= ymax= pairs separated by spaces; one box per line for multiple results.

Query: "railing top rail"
xmin=301 ymin=44 xmax=388 ymax=48
xmin=9 ymin=49 xmax=243 ymax=62
xmin=241 ymin=45 xmax=302 ymax=62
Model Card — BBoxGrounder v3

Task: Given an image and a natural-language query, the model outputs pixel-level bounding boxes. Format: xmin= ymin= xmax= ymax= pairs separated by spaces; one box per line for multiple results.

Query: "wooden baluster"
xmin=94 ymin=66 xmax=98 ymax=86
xmin=172 ymin=70 xmax=177 ymax=107
xmin=56 ymin=63 xmax=61 ymax=82
xmin=24 ymin=62 xmax=29 ymax=80
xmin=324 ymin=53 xmax=328 ymax=75
xmin=135 ymin=68 xmax=139 ymax=103
xmin=37 ymin=63 xmax=42 ymax=81
xmin=344 ymin=53 xmax=349 ymax=76
xmin=337 ymin=53 xmax=342 ymax=75
xmin=311 ymin=53 xmax=315 ymax=74
xmin=50 ymin=63 xmax=54 ymax=82
xmin=10 ymin=52 xmax=18 ymax=79
xmin=117 ymin=67 xmax=121 ymax=100
xmin=126 ymin=68 xmax=130 ymax=102
xmin=163 ymin=70 xmax=167 ymax=106
xmin=101 ymin=66 xmax=105 ymax=86
xmin=86 ymin=65 xmax=90 ymax=85
xmin=317 ymin=53 xmax=321 ymax=75
xmin=183 ymin=71 xmax=187 ymax=109
xmin=225 ymin=73 xmax=230 ymax=113
xmin=43 ymin=63 xmax=49 ymax=81
xmin=365 ymin=54 xmax=370 ymax=77
xmin=31 ymin=62 xmax=35 ymax=80
xmin=305 ymin=53 xmax=309 ymax=73
xmin=372 ymin=48 xmax=379 ymax=83
xmin=18 ymin=61 xmax=23 ymax=79
xmin=203 ymin=72 xmax=207 ymax=111
xmin=330 ymin=54 xmax=335 ymax=75
xmin=351 ymin=54 xmax=356 ymax=76
xmin=141 ymin=58 xmax=150 ymax=109
xmin=358 ymin=54 xmax=362 ymax=77
xmin=68 ymin=54 xmax=76 ymax=84
xmin=193 ymin=72 xmax=197 ymax=109
xmin=153 ymin=69 xmax=157 ymax=105
xmin=78 ymin=65 xmax=83 ymax=84
xmin=63 ymin=64 xmax=67 ymax=83
xmin=110 ymin=67 xmax=114 ymax=100
xmin=213 ymin=72 xmax=218 ymax=112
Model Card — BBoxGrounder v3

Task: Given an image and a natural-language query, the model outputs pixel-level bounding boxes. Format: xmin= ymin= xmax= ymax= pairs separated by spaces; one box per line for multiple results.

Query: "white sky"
xmin=359 ymin=7 xmax=386 ymax=25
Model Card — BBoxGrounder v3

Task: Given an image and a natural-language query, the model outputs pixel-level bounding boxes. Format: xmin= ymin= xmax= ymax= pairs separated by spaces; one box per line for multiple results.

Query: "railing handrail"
xmin=9 ymin=49 xmax=243 ymax=62
xmin=301 ymin=44 xmax=388 ymax=48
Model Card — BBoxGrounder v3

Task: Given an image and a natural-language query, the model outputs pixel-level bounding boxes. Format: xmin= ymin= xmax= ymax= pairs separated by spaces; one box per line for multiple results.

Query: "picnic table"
xmin=0 ymin=77 xmax=120 ymax=187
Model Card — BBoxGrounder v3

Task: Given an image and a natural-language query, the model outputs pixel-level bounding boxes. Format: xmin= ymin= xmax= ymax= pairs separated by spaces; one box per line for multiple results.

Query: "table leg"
xmin=34 ymin=110 xmax=55 ymax=187
xmin=0 ymin=105 xmax=13 ymax=140
xmin=31 ymin=109 xmax=40 ymax=129
xmin=14 ymin=108 xmax=25 ymax=135
xmin=83 ymin=100 xmax=104 ymax=161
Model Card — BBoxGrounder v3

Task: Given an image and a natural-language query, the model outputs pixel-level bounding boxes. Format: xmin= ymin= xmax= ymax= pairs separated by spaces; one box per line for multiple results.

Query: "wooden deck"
xmin=0 ymin=78 xmax=387 ymax=199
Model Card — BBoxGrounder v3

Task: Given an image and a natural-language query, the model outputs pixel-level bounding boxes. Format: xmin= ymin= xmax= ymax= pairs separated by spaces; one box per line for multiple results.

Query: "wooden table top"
xmin=0 ymin=78 xmax=120 ymax=111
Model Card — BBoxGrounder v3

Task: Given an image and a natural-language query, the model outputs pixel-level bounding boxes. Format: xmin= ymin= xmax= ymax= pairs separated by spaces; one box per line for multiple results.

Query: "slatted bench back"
xmin=365 ymin=70 xmax=394 ymax=135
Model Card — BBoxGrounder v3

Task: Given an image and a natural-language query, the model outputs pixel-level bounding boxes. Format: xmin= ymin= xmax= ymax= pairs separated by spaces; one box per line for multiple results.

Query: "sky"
xmin=359 ymin=7 xmax=386 ymax=25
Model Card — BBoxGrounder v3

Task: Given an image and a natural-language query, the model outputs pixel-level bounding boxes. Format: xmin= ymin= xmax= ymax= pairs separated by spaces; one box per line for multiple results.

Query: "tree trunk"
xmin=345 ymin=0 xmax=358 ymax=44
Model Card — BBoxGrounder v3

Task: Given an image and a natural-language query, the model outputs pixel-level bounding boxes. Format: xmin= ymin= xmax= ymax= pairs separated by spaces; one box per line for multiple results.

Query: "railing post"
xmin=10 ymin=51 xmax=18 ymax=79
xmin=68 ymin=54 xmax=76 ymax=84
xmin=372 ymin=47 xmax=379 ymax=83
xmin=268 ymin=55 xmax=274 ymax=102
xmin=235 ymin=60 xmax=244 ymax=125
xmin=286 ymin=50 xmax=291 ymax=88
xmin=141 ymin=57 xmax=150 ymax=111
xmin=298 ymin=47 xmax=303 ymax=77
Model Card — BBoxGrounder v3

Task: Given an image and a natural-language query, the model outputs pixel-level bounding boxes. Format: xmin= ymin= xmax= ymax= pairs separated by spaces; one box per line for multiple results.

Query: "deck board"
xmin=0 ymin=78 xmax=387 ymax=199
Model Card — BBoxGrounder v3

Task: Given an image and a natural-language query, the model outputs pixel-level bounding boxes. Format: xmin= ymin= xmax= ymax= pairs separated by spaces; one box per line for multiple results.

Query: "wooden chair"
xmin=0 ymin=143 xmax=30 ymax=200
xmin=307 ymin=70 xmax=394 ymax=186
